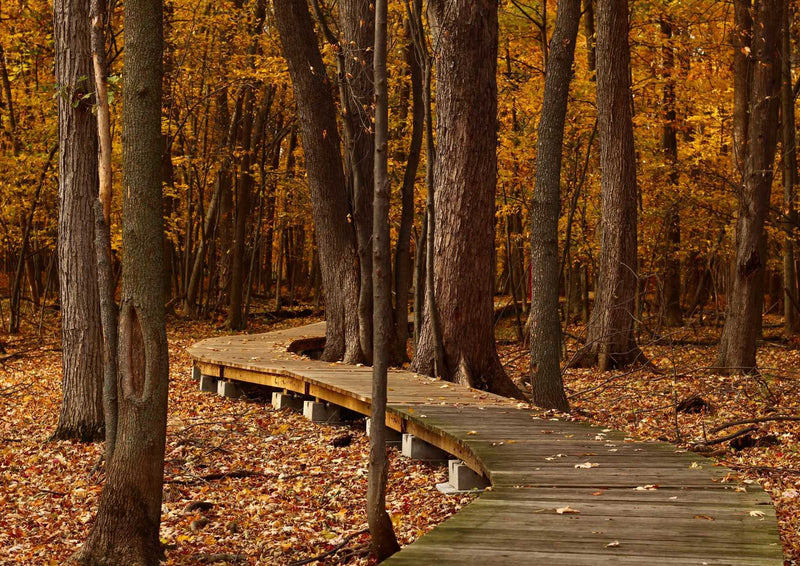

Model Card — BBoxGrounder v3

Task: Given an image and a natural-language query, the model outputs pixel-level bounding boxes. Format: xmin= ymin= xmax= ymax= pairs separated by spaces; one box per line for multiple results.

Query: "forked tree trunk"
xmin=367 ymin=0 xmax=400 ymax=558
xmin=52 ymin=0 xmax=105 ymax=443
xmin=76 ymin=0 xmax=169 ymax=563
xmin=528 ymin=0 xmax=580 ymax=412
xmin=717 ymin=0 xmax=782 ymax=372
xmin=571 ymin=0 xmax=644 ymax=371
xmin=411 ymin=0 xmax=522 ymax=399
xmin=273 ymin=0 xmax=361 ymax=363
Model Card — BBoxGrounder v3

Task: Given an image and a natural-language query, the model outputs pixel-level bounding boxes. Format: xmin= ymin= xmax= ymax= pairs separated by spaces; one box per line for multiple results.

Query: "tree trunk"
xmin=717 ymin=0 xmax=782 ymax=372
xmin=411 ymin=0 xmax=522 ymax=399
xmin=340 ymin=0 xmax=376 ymax=364
xmin=661 ymin=17 xmax=682 ymax=328
xmin=782 ymin=0 xmax=798 ymax=335
xmin=273 ymin=0 xmax=361 ymax=363
xmin=572 ymin=0 xmax=643 ymax=371
xmin=528 ymin=0 xmax=580 ymax=412
xmin=367 ymin=0 xmax=401 ymax=558
xmin=52 ymin=0 xmax=105 ymax=443
xmin=75 ymin=0 xmax=168 ymax=563
xmin=392 ymin=18 xmax=424 ymax=362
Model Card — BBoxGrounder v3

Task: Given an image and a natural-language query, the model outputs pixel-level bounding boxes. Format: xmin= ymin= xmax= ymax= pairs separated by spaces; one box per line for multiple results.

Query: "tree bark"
xmin=717 ymin=0 xmax=782 ymax=372
xmin=76 ymin=0 xmax=168 ymax=563
xmin=52 ymin=0 xmax=105 ymax=443
xmin=782 ymin=0 xmax=798 ymax=335
xmin=367 ymin=0 xmax=401 ymax=558
xmin=528 ymin=0 xmax=580 ymax=412
xmin=339 ymin=0 xmax=376 ymax=364
xmin=411 ymin=0 xmax=522 ymax=399
xmin=273 ymin=0 xmax=361 ymax=363
xmin=571 ymin=0 xmax=644 ymax=371
xmin=75 ymin=0 xmax=168 ymax=562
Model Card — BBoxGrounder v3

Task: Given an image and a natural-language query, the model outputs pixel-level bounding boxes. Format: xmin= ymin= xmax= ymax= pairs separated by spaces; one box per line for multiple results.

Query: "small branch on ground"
xmin=709 ymin=415 xmax=800 ymax=434
xmin=287 ymin=528 xmax=370 ymax=566
xmin=690 ymin=425 xmax=758 ymax=447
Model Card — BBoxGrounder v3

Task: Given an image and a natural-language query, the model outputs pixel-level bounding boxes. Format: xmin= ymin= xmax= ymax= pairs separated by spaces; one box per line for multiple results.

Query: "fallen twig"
xmin=709 ymin=415 xmax=800 ymax=435
xmin=691 ymin=425 xmax=758 ymax=447
xmin=287 ymin=527 xmax=369 ymax=566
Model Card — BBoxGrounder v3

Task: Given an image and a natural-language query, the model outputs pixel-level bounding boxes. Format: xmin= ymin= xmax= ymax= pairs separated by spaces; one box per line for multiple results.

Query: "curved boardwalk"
xmin=188 ymin=323 xmax=784 ymax=565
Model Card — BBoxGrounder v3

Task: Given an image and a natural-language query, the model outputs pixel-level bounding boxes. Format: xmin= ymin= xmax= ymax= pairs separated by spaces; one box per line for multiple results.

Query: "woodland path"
xmin=188 ymin=322 xmax=784 ymax=565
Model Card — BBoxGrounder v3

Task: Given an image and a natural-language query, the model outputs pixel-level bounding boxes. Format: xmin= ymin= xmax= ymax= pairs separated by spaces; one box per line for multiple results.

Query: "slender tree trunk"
xmin=528 ymin=0 xmax=580 ymax=412
xmin=367 ymin=1 xmax=401 ymax=558
xmin=52 ymin=0 xmax=105 ymax=442
xmin=273 ymin=0 xmax=361 ymax=363
xmin=584 ymin=0 xmax=597 ymax=78
xmin=392 ymin=19 xmax=423 ymax=362
xmin=9 ymin=146 xmax=56 ymax=334
xmin=661 ymin=16 xmax=682 ymax=327
xmin=90 ymin=0 xmax=119 ymax=460
xmin=717 ymin=0 xmax=782 ymax=372
xmin=411 ymin=0 xmax=522 ymax=399
xmin=782 ymin=0 xmax=798 ymax=335
xmin=76 ymin=0 xmax=168 ymax=563
xmin=572 ymin=0 xmax=644 ymax=371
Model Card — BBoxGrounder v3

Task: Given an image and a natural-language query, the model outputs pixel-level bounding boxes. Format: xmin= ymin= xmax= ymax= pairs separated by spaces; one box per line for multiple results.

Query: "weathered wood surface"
xmin=188 ymin=323 xmax=784 ymax=564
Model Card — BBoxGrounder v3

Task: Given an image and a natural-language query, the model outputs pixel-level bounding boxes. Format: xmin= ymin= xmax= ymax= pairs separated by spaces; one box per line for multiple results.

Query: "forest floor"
xmin=2 ymin=304 xmax=799 ymax=564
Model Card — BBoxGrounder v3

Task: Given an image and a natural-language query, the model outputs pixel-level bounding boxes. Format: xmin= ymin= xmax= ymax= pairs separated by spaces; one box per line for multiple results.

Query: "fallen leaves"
xmin=1 ymin=314 xmax=474 ymax=565
xmin=555 ymin=506 xmax=580 ymax=514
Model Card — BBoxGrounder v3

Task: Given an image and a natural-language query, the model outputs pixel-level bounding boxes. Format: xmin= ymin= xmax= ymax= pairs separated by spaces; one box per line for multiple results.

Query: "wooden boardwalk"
xmin=188 ymin=323 xmax=784 ymax=565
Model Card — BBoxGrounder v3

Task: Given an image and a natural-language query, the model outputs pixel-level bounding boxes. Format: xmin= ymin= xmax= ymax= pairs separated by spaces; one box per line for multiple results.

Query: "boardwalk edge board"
xmin=188 ymin=322 xmax=785 ymax=564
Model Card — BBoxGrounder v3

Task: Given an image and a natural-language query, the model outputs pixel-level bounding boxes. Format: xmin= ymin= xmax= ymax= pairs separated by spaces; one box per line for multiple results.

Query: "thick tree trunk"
xmin=782 ymin=0 xmax=798 ymax=335
xmin=717 ymin=0 xmax=782 ymax=372
xmin=572 ymin=0 xmax=644 ymax=371
xmin=411 ymin=0 xmax=522 ymax=399
xmin=52 ymin=0 xmax=105 ymax=443
xmin=75 ymin=0 xmax=168 ymax=563
xmin=528 ymin=0 xmax=580 ymax=412
xmin=339 ymin=0 xmax=376 ymax=364
xmin=273 ymin=0 xmax=361 ymax=363
xmin=367 ymin=1 xmax=400 ymax=558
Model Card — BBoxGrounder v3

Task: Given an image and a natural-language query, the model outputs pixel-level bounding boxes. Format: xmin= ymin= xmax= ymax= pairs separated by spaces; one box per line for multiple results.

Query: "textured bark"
xmin=717 ymin=0 xmax=782 ymax=372
xmin=76 ymin=0 xmax=168 ymax=563
xmin=411 ymin=0 xmax=522 ymax=399
xmin=528 ymin=0 xmax=580 ymax=412
xmin=52 ymin=0 xmax=104 ymax=443
xmin=367 ymin=0 xmax=400 ymax=557
xmin=339 ymin=0 xmax=376 ymax=364
xmin=273 ymin=0 xmax=361 ymax=363
xmin=572 ymin=0 xmax=643 ymax=371
xmin=732 ymin=0 xmax=753 ymax=173
xmin=781 ymin=0 xmax=798 ymax=335
xmin=661 ymin=17 xmax=682 ymax=328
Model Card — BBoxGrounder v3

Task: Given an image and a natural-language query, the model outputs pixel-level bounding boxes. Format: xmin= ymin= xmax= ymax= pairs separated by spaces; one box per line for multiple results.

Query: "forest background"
xmin=4 ymin=0 xmax=800 ymax=563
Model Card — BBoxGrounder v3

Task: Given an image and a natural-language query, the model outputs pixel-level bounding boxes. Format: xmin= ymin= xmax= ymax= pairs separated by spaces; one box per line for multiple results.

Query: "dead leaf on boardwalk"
xmin=555 ymin=506 xmax=580 ymax=514
xmin=693 ymin=515 xmax=715 ymax=521
xmin=750 ymin=510 xmax=767 ymax=519
xmin=634 ymin=484 xmax=659 ymax=491
xmin=605 ymin=540 xmax=620 ymax=548
xmin=574 ymin=462 xmax=599 ymax=469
